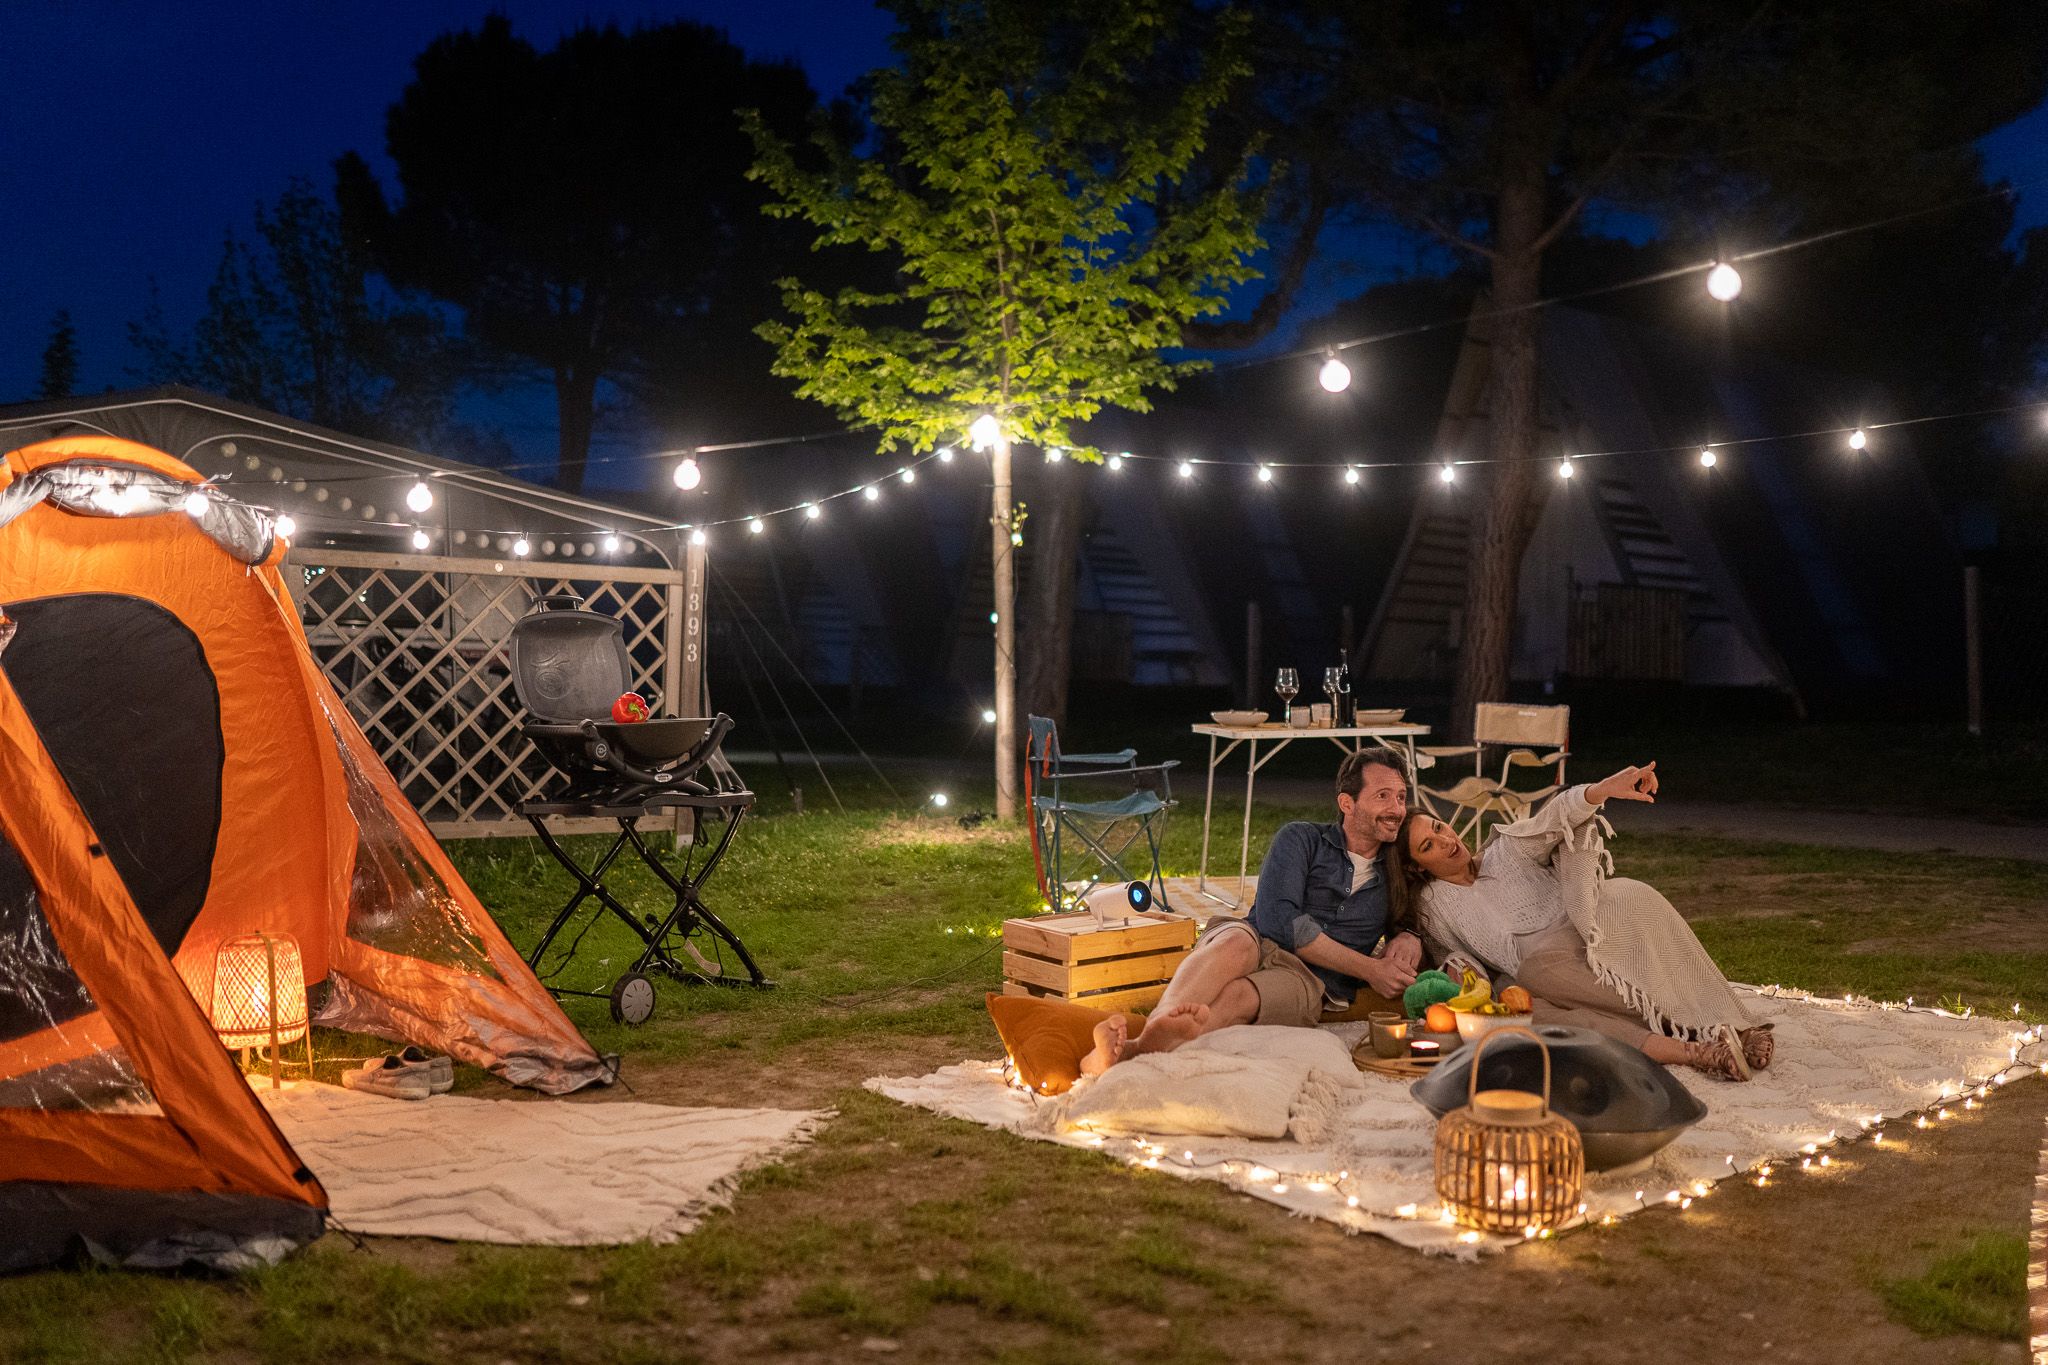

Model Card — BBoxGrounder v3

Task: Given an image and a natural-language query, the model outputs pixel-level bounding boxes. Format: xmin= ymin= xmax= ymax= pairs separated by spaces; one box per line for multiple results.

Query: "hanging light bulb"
xmin=603 ymin=534 xmax=621 ymax=553
xmin=274 ymin=514 xmax=297 ymax=538
xmin=969 ymin=414 xmax=1001 ymax=450
xmin=512 ymin=536 xmax=530 ymax=557
xmin=183 ymin=489 xmax=210 ymax=517
xmin=1558 ymin=459 xmax=1575 ymax=479
xmin=1343 ymin=467 xmax=1360 ymax=486
xmin=1045 ymin=446 xmax=1065 ymax=462
xmin=1107 ymin=453 xmax=1124 ymax=471
xmin=900 ymin=466 xmax=915 ymax=483
xmin=1177 ymin=461 xmax=1195 ymax=479
xmin=980 ymin=707 xmax=997 ymax=724
xmin=804 ymin=503 xmax=821 ymax=520
xmin=411 ymin=528 xmax=430 ymax=550
xmin=1439 ymin=463 xmax=1457 ymax=483
xmin=863 ymin=485 xmax=880 ymax=502
xmin=406 ymin=480 xmax=434 ymax=513
xmin=673 ymin=456 xmax=703 ymax=491
xmin=930 ymin=792 xmax=949 ymax=808
xmin=1318 ymin=350 xmax=1352 ymax=393
xmin=1256 ymin=464 xmax=1273 ymax=483
xmin=1706 ymin=263 xmax=1742 ymax=301
xmin=937 ymin=446 xmax=954 ymax=463
xmin=689 ymin=528 xmax=708 ymax=547
xmin=1699 ymin=447 xmax=1718 ymax=468
xmin=1848 ymin=428 xmax=1867 ymax=450
xmin=748 ymin=517 xmax=765 ymax=535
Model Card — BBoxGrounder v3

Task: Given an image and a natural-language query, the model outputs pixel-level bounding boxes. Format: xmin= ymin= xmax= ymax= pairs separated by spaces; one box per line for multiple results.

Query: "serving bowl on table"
xmin=1209 ymin=710 xmax=1268 ymax=727
xmin=1350 ymin=708 xmax=1407 ymax=725
xmin=1408 ymin=1025 xmax=1708 ymax=1171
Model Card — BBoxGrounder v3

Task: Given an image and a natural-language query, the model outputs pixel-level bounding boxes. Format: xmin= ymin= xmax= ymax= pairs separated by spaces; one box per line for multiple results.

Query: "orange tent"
xmin=0 ymin=436 xmax=608 ymax=1271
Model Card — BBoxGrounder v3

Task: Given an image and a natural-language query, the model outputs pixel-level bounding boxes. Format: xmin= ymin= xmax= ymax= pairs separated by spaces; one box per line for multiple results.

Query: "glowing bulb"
xmin=988 ymin=611 xmax=998 ymax=624
xmin=1045 ymin=446 xmax=1065 ymax=462
xmin=969 ymin=414 xmax=1001 ymax=450
xmin=1699 ymin=448 xmax=1718 ymax=468
xmin=930 ymin=792 xmax=949 ymax=808
xmin=804 ymin=503 xmax=821 ymax=520
xmin=937 ymin=446 xmax=954 ymax=463
xmin=512 ymin=536 xmax=530 ymax=557
xmin=900 ymin=467 xmax=915 ymax=483
xmin=1107 ymin=453 xmax=1123 ymax=471
xmin=274 ymin=514 xmax=297 ymax=538
xmin=1706 ymin=262 xmax=1742 ymax=301
xmin=603 ymin=534 xmax=620 ymax=553
xmin=411 ymin=528 xmax=430 ymax=550
xmin=406 ymin=480 xmax=433 ymax=513
xmin=689 ymin=528 xmax=707 ymax=547
xmin=1177 ymin=461 xmax=1195 ymax=479
xmin=1343 ymin=467 xmax=1360 ymax=485
xmin=1558 ymin=459 xmax=1574 ymax=479
xmin=1439 ymin=463 xmax=1457 ymax=483
xmin=1256 ymin=465 xmax=1273 ymax=483
xmin=1848 ymin=428 xmax=1867 ymax=450
xmin=863 ymin=485 xmax=880 ymax=502
xmin=1318 ymin=352 xmax=1352 ymax=393
xmin=980 ymin=708 xmax=997 ymax=724
xmin=183 ymin=490 xmax=210 ymax=517
xmin=748 ymin=517 xmax=765 ymax=535
xmin=673 ymin=457 xmax=702 ymax=491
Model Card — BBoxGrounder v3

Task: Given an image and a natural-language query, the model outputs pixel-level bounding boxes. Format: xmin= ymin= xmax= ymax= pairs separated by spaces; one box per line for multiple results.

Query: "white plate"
xmin=1210 ymin=710 xmax=1268 ymax=726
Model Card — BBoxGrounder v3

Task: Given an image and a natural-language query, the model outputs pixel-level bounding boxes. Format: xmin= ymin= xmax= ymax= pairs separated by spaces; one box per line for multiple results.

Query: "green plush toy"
xmin=1402 ymin=969 xmax=1459 ymax=1020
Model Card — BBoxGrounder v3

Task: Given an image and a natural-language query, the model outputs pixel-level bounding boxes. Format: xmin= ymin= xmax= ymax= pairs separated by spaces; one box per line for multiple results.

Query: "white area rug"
xmin=870 ymin=988 xmax=2047 ymax=1257
xmin=263 ymin=1083 xmax=829 ymax=1245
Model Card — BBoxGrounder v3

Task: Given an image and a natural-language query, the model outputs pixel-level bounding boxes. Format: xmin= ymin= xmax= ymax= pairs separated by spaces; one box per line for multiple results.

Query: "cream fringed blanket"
xmin=263 ymin=1083 xmax=829 ymax=1245
xmin=869 ymin=989 xmax=2046 ymax=1258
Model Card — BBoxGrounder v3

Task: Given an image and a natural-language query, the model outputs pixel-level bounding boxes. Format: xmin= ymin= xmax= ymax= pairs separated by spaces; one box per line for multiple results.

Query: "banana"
xmin=1445 ymin=968 xmax=1492 ymax=1013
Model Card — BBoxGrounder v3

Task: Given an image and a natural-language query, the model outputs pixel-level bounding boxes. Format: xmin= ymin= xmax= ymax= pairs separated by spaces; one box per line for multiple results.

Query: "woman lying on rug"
xmin=1387 ymin=762 xmax=1773 ymax=1082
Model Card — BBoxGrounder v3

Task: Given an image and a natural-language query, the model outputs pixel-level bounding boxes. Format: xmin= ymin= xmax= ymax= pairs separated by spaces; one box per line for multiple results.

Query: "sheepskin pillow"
xmin=1052 ymin=1024 xmax=1361 ymax=1142
xmin=985 ymin=992 xmax=1126 ymax=1096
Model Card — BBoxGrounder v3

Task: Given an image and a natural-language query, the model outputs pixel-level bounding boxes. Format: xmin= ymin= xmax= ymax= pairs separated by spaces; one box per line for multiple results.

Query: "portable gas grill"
xmin=509 ymin=593 xmax=769 ymax=1022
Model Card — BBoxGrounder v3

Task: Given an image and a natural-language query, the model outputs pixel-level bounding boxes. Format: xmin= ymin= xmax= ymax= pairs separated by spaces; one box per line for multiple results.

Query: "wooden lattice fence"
xmin=285 ymin=548 xmax=698 ymax=837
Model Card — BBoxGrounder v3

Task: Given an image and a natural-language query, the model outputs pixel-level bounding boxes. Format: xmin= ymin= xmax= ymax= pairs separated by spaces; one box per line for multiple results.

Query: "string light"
xmin=804 ymin=503 xmax=821 ymax=520
xmin=1318 ymin=351 xmax=1352 ymax=393
xmin=900 ymin=467 xmax=915 ymax=483
xmin=182 ymin=490 xmax=210 ymax=517
xmin=1848 ymin=428 xmax=1867 ymax=450
xmin=603 ymin=534 xmax=621 ymax=553
xmin=1343 ymin=466 xmax=1360 ymax=485
xmin=863 ymin=485 xmax=880 ymax=502
xmin=1107 ymin=453 xmax=1124 ymax=471
xmin=411 ymin=528 xmax=430 ymax=551
xmin=405 ymin=480 xmax=434 ymax=513
xmin=980 ymin=707 xmax=997 ymax=724
xmin=1256 ymin=464 xmax=1273 ymax=483
xmin=1046 ymin=446 xmax=1065 ymax=462
xmin=1557 ymin=459 xmax=1575 ymax=479
xmin=274 ymin=514 xmax=296 ymax=538
xmin=672 ymin=456 xmax=703 ymax=491
xmin=1178 ymin=461 xmax=1195 ymax=479
xmin=748 ymin=517 xmax=765 ymax=535
xmin=937 ymin=446 xmax=954 ymax=463
xmin=1699 ymin=448 xmax=1718 ymax=468
xmin=1439 ymin=463 xmax=1457 ymax=483
xmin=512 ymin=536 xmax=530 ymax=557
xmin=1706 ymin=262 xmax=1742 ymax=301
xmin=930 ymin=792 xmax=949 ymax=807
xmin=690 ymin=528 xmax=708 ymax=547
xmin=969 ymin=414 xmax=1001 ymax=450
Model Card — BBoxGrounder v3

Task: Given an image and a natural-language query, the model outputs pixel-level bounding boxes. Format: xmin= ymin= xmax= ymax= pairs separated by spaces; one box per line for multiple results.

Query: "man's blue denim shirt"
xmin=1249 ymin=820 xmax=1390 ymax=1007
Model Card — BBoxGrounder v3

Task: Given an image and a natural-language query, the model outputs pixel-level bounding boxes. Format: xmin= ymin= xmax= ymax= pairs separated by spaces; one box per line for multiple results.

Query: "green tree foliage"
xmin=1251 ymin=0 xmax=2048 ymax=732
xmin=128 ymin=179 xmax=453 ymax=444
xmin=36 ymin=310 xmax=77 ymax=400
xmin=337 ymin=16 xmax=831 ymax=493
xmin=747 ymin=0 xmax=1265 ymax=809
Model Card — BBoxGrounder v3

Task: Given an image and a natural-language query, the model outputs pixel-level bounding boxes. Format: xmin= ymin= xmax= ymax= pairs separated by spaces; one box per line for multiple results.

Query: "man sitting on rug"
xmin=1081 ymin=746 xmax=1423 ymax=1074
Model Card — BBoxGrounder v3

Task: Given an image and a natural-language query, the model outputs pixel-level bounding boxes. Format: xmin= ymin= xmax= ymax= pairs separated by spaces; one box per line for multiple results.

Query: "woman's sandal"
xmin=1739 ymin=1023 xmax=1775 ymax=1072
xmin=1682 ymin=1024 xmax=1752 ymax=1081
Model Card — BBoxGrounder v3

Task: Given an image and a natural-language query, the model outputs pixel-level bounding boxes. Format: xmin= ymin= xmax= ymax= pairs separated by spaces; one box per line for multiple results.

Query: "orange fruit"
xmin=1500 ymin=985 xmax=1533 ymax=1014
xmin=1423 ymin=1003 xmax=1457 ymax=1034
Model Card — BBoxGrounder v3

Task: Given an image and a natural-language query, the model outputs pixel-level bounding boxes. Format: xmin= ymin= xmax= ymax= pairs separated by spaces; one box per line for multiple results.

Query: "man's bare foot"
xmin=1078 ymin=1014 xmax=1130 ymax=1077
xmin=1128 ymin=1002 xmax=1211 ymax=1057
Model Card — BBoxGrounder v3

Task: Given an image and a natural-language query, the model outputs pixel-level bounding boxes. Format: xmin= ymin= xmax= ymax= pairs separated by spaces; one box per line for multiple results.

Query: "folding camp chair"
xmin=1416 ymin=702 xmax=1570 ymax=843
xmin=509 ymin=594 xmax=768 ymax=1025
xmin=1024 ymin=715 xmax=1178 ymax=917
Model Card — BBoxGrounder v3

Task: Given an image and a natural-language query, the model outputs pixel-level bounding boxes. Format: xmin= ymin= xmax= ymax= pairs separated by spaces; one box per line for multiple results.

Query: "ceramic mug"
xmin=1289 ymin=709 xmax=1314 ymax=728
xmin=1310 ymin=703 xmax=1333 ymax=726
xmin=1369 ymin=1012 xmax=1408 ymax=1058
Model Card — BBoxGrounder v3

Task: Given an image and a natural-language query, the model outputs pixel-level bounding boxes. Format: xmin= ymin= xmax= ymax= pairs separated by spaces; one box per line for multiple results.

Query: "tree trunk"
xmin=554 ymin=367 xmax=597 ymax=495
xmin=1018 ymin=458 xmax=1092 ymax=729
xmin=990 ymin=433 xmax=1020 ymax=819
xmin=1448 ymin=141 xmax=1550 ymax=742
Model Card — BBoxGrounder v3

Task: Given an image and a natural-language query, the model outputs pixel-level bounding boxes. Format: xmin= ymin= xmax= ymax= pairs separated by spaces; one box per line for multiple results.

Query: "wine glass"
xmin=1274 ymin=668 xmax=1299 ymax=723
xmin=1323 ymin=667 xmax=1344 ymax=720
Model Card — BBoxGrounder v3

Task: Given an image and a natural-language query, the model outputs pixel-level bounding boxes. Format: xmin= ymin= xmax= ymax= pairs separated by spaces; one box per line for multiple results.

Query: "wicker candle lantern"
xmin=1433 ymin=1026 xmax=1583 ymax=1233
xmin=206 ymin=932 xmax=311 ymax=1090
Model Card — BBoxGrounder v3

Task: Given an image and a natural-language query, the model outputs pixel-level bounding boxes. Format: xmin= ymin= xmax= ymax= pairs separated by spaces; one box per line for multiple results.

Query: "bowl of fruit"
xmin=1454 ymin=989 xmax=1535 ymax=1041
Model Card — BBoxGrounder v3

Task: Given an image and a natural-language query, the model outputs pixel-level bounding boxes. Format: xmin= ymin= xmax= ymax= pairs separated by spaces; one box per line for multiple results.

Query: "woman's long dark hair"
xmin=1382 ymin=810 xmax=1436 ymax=935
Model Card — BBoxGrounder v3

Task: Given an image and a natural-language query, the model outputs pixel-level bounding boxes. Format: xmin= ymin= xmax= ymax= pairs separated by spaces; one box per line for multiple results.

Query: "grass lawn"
xmin=4 ymin=790 xmax=2044 ymax=1364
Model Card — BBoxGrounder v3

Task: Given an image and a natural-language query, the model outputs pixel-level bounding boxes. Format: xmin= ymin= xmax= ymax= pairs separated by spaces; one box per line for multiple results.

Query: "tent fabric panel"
xmin=0 ymin=593 xmax=223 ymax=961
xmin=0 ymin=821 xmax=96 ymax=1045
xmin=0 ymin=1181 xmax=321 ymax=1273
xmin=0 ymin=1112 xmax=222 ymax=1189
xmin=2 ymin=434 xmax=206 ymax=487
xmin=0 ymin=667 xmax=323 ymax=1211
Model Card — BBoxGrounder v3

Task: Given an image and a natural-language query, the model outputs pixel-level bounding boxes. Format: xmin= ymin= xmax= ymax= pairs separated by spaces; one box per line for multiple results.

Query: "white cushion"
xmin=1053 ymin=1025 xmax=1359 ymax=1140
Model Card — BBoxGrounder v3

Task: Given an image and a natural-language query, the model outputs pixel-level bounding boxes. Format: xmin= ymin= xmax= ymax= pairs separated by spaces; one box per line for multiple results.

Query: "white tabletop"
xmin=1191 ymin=721 xmax=1431 ymax=739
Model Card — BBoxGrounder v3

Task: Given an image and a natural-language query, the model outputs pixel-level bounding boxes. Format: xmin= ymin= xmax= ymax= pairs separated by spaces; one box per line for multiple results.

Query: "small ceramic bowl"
xmin=1210 ymin=710 xmax=1268 ymax=727
xmin=1454 ymin=1010 xmax=1536 ymax=1042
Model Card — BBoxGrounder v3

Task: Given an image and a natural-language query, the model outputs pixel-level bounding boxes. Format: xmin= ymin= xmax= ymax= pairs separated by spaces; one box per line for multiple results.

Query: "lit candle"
xmin=1408 ymin=1040 xmax=1441 ymax=1062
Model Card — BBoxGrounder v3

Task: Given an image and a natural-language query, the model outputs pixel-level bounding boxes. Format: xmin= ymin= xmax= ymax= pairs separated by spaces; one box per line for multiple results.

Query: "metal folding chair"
xmin=508 ymin=594 xmax=769 ymax=1024
xmin=1024 ymin=714 xmax=1177 ymax=917
xmin=1416 ymin=702 xmax=1570 ymax=843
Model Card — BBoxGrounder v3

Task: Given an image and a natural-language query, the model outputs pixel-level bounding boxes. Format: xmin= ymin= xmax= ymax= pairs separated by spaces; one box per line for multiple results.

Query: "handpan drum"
xmin=1410 ymin=1025 xmax=1708 ymax=1171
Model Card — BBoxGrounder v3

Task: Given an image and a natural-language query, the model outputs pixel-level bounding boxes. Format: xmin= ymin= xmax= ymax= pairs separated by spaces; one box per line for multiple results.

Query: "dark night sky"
xmin=4 ymin=1 xmax=2045 ymax=472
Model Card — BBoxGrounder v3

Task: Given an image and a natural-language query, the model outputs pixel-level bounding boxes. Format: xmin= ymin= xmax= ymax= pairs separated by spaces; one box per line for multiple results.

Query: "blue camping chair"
xmin=1024 ymin=714 xmax=1177 ymax=915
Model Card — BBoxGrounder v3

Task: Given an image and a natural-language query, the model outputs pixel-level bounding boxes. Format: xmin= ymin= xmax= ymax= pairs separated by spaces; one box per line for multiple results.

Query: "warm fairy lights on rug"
xmin=995 ymin=985 xmax=2047 ymax=1252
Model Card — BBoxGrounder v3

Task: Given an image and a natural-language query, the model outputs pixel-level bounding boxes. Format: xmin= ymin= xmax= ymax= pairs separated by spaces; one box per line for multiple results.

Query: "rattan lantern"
xmin=205 ymin=932 xmax=311 ymax=1089
xmin=1433 ymin=1026 xmax=1583 ymax=1234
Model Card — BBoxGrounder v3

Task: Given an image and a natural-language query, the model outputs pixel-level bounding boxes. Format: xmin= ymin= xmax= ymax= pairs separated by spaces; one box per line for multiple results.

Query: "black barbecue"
xmin=509 ymin=593 xmax=768 ymax=1022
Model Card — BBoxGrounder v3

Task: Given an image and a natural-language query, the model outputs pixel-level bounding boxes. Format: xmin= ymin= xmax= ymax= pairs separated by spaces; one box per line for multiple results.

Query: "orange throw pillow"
xmin=985 ymin=993 xmax=1139 ymax=1096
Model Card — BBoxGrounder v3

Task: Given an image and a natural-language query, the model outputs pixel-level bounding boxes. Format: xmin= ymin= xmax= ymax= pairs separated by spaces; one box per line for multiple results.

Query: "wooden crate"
xmin=1000 ymin=909 xmax=1197 ymax=1014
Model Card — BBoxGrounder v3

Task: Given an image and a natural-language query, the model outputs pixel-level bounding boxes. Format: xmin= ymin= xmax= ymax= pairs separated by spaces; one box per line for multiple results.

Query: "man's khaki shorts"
xmin=1195 ymin=918 xmax=1324 ymax=1028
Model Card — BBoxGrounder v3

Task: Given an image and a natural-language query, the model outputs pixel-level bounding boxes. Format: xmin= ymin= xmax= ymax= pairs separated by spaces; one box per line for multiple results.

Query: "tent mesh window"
xmin=290 ymin=552 xmax=681 ymax=837
xmin=0 ymin=832 xmax=159 ymax=1114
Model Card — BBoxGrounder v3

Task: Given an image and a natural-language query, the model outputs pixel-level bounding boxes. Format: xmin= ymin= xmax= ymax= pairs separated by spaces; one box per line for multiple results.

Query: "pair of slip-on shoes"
xmin=340 ymin=1046 xmax=454 ymax=1100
